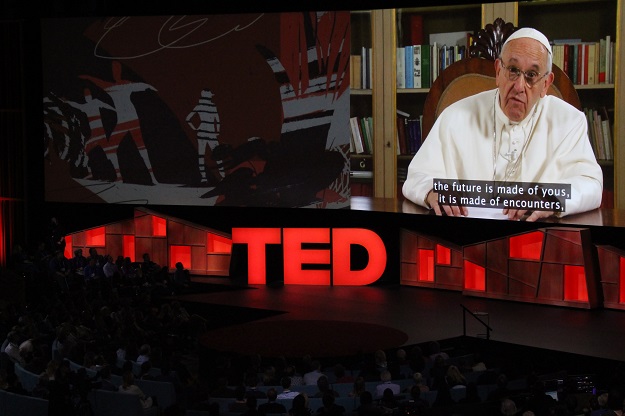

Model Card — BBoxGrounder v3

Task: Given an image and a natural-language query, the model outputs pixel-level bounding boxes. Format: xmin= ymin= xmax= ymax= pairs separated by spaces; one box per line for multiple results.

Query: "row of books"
xmin=350 ymin=111 xmax=424 ymax=156
xmin=552 ymin=37 xmax=615 ymax=85
xmin=585 ymin=107 xmax=613 ymax=161
xmin=351 ymin=44 xmax=469 ymax=90
xmin=396 ymin=110 xmax=422 ymax=155
xmin=353 ymin=107 xmax=613 ymax=161
xmin=396 ymin=44 xmax=468 ymax=89
xmin=349 ymin=116 xmax=373 ymax=154
xmin=351 ymin=38 xmax=616 ymax=90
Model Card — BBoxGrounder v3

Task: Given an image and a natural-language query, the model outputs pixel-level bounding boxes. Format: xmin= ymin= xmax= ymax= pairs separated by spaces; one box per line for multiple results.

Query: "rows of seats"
xmin=208 ymin=395 xmax=361 ymax=414
xmin=88 ymin=389 xmax=160 ymax=416
xmin=14 ymin=360 xmax=177 ymax=415
xmin=0 ymin=388 xmax=48 ymax=416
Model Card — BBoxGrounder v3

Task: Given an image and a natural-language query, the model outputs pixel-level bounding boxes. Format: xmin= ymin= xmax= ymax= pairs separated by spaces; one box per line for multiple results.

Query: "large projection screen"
xmin=41 ymin=12 xmax=351 ymax=209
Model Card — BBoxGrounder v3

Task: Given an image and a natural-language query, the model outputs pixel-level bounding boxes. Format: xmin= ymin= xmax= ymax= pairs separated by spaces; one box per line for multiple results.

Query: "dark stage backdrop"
xmin=41 ymin=12 xmax=351 ymax=208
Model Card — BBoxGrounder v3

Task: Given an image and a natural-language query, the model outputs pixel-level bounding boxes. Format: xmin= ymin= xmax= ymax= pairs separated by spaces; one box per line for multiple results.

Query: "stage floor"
xmin=178 ymin=278 xmax=625 ymax=363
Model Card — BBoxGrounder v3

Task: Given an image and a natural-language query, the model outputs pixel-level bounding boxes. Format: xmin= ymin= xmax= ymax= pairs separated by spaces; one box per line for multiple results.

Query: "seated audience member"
xmin=172 ymin=261 xmax=191 ymax=294
xmin=374 ymin=370 xmax=400 ymax=399
xmin=395 ymin=385 xmax=430 ymax=416
xmin=83 ymin=256 xmax=104 ymax=286
xmin=313 ymin=375 xmax=339 ymax=398
xmin=500 ymin=398 xmax=518 ymax=416
xmin=445 ymin=365 xmax=467 ymax=389
xmin=355 ymin=391 xmax=385 ymax=416
xmin=350 ymin=376 xmax=367 ymax=398
xmin=289 ymin=393 xmax=312 ymax=416
xmin=121 ymin=257 xmax=141 ymax=284
xmin=242 ymin=396 xmax=261 ymax=416
xmin=3 ymin=331 xmax=25 ymax=365
xmin=245 ymin=373 xmax=268 ymax=399
xmin=98 ymin=365 xmax=118 ymax=391
xmin=136 ymin=343 xmax=152 ymax=365
xmin=278 ymin=376 xmax=300 ymax=399
xmin=48 ymin=249 xmax=73 ymax=292
xmin=102 ymin=254 xmax=120 ymax=280
xmin=284 ymin=364 xmax=304 ymax=387
xmin=141 ymin=253 xmax=163 ymax=283
xmin=427 ymin=341 xmax=449 ymax=363
xmin=88 ymin=247 xmax=104 ymax=266
xmin=378 ymin=388 xmax=399 ymax=413
xmin=333 ymin=364 xmax=355 ymax=384
xmin=211 ymin=376 xmax=236 ymax=398
xmin=403 ymin=372 xmax=429 ymax=395
xmin=487 ymin=373 xmax=512 ymax=403
xmin=261 ymin=365 xmax=279 ymax=387
xmin=304 ymin=360 xmax=323 ymax=386
xmin=374 ymin=350 xmax=388 ymax=371
xmin=259 ymin=387 xmax=288 ymax=415
xmin=138 ymin=360 xmax=156 ymax=380
xmin=70 ymin=248 xmax=88 ymax=275
xmin=119 ymin=370 xmax=154 ymax=409
xmin=230 ymin=385 xmax=250 ymax=413
xmin=317 ymin=391 xmax=346 ymax=416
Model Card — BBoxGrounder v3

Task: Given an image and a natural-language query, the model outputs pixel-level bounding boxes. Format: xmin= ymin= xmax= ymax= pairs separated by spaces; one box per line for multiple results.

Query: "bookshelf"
xmin=349 ymin=0 xmax=625 ymax=208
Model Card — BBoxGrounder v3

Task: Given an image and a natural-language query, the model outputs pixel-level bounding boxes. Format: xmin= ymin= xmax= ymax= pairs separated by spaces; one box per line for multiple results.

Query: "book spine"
xmin=397 ymin=114 xmax=407 ymax=155
xmin=350 ymin=55 xmax=362 ymax=89
xmin=405 ymin=46 xmax=414 ymax=88
xmin=421 ymin=45 xmax=431 ymax=89
xmin=606 ymin=35 xmax=611 ymax=84
xmin=360 ymin=46 xmax=367 ymax=89
xmin=580 ymin=44 xmax=589 ymax=85
xmin=587 ymin=43 xmax=596 ymax=85
xmin=349 ymin=117 xmax=364 ymax=154
xmin=575 ymin=43 xmax=581 ymax=85
xmin=413 ymin=44 xmax=422 ymax=89
xmin=563 ymin=44 xmax=570 ymax=78
xmin=599 ymin=38 xmax=606 ymax=83
xmin=396 ymin=47 xmax=405 ymax=89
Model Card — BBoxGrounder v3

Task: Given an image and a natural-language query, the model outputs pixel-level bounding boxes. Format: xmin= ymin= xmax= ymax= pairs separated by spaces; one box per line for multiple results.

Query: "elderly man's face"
xmin=495 ymin=37 xmax=554 ymax=122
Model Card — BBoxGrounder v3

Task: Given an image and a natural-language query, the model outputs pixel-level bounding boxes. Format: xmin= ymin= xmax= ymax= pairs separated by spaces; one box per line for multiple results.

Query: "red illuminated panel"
xmin=123 ymin=235 xmax=135 ymax=261
xmin=86 ymin=227 xmax=105 ymax=246
xmin=564 ymin=265 xmax=588 ymax=301
xmin=509 ymin=231 xmax=543 ymax=260
xmin=418 ymin=249 xmax=434 ymax=282
xmin=152 ymin=216 xmax=167 ymax=237
xmin=208 ymin=233 xmax=232 ymax=253
xmin=64 ymin=235 xmax=73 ymax=259
xmin=464 ymin=260 xmax=485 ymax=291
xmin=620 ymin=257 xmax=625 ymax=304
xmin=170 ymin=245 xmax=191 ymax=269
xmin=436 ymin=244 xmax=451 ymax=265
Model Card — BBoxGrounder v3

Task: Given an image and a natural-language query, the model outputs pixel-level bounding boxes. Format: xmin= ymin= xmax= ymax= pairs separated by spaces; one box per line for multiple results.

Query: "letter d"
xmin=332 ymin=228 xmax=387 ymax=285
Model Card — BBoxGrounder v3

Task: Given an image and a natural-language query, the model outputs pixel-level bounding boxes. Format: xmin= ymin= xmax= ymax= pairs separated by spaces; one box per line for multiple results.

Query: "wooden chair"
xmin=421 ymin=18 xmax=581 ymax=139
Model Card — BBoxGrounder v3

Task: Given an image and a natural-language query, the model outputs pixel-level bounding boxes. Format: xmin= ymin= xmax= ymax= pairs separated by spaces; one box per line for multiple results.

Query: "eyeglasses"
xmin=499 ymin=61 xmax=548 ymax=88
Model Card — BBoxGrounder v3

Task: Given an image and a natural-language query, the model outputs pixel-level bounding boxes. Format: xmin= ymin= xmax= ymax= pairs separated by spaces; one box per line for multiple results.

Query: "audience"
xmin=1 ymin=235 xmax=624 ymax=416
xmin=119 ymin=370 xmax=154 ymax=409
xmin=258 ymin=387 xmax=288 ymax=415
xmin=278 ymin=376 xmax=300 ymax=399
xmin=290 ymin=393 xmax=312 ymax=416
xmin=374 ymin=369 xmax=400 ymax=399
xmin=317 ymin=391 xmax=346 ymax=416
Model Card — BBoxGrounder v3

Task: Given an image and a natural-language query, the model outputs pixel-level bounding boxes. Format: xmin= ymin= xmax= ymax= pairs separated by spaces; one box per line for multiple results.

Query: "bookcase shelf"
xmin=350 ymin=1 xmax=622 ymax=206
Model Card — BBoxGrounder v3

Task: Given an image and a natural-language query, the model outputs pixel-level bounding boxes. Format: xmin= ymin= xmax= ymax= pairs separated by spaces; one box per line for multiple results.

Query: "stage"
xmin=176 ymin=278 xmax=625 ymax=363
